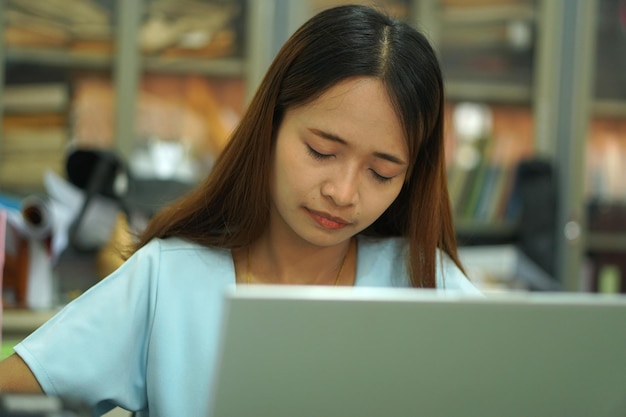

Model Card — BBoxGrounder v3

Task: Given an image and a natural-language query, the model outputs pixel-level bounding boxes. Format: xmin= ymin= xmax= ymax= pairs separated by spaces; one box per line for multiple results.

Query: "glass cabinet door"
xmin=586 ymin=0 xmax=626 ymax=203
xmin=584 ymin=0 xmax=626 ymax=293
xmin=428 ymin=0 xmax=540 ymax=241
xmin=435 ymin=0 xmax=537 ymax=102
xmin=126 ymin=0 xmax=248 ymax=182
xmin=0 ymin=0 xmax=117 ymax=195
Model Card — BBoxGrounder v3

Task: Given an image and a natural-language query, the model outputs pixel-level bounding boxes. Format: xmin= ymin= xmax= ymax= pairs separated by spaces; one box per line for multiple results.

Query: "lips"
xmin=306 ymin=208 xmax=351 ymax=230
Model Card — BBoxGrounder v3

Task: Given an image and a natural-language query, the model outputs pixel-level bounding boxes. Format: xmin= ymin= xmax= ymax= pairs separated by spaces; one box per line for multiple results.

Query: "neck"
xmin=248 ymin=235 xmax=355 ymax=285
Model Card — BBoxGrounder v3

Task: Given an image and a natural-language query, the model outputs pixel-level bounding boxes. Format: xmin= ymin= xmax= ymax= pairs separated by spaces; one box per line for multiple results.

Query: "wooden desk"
xmin=3 ymin=308 xmax=56 ymax=336
xmin=2 ymin=308 xmax=57 ymax=358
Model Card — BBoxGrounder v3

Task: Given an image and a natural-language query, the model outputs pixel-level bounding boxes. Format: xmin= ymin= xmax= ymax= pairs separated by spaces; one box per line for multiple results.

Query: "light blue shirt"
xmin=16 ymin=236 xmax=479 ymax=416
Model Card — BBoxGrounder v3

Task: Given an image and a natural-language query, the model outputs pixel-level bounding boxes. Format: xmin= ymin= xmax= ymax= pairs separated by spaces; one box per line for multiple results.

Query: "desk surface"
xmin=2 ymin=308 xmax=56 ymax=334
xmin=2 ymin=309 xmax=57 ymax=359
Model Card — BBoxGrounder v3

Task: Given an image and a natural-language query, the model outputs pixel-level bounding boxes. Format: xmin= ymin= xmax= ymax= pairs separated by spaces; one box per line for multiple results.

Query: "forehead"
xmin=287 ymin=77 xmax=407 ymax=154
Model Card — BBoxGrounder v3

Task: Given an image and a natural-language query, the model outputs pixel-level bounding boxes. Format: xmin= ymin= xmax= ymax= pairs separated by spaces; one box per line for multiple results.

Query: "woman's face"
xmin=269 ymin=76 xmax=409 ymax=248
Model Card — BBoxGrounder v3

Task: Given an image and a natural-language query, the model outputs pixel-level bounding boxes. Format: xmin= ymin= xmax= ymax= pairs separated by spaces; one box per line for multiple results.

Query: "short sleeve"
xmin=15 ymin=239 xmax=164 ymax=415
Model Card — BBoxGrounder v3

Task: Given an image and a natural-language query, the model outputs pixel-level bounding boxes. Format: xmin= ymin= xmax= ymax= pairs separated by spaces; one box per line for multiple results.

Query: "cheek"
xmin=366 ymin=184 xmax=403 ymax=217
xmin=273 ymin=147 xmax=311 ymax=197
xmin=276 ymin=140 xmax=302 ymax=175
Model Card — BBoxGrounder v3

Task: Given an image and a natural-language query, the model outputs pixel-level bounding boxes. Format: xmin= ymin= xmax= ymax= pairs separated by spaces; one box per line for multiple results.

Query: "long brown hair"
xmin=135 ymin=5 xmax=464 ymax=287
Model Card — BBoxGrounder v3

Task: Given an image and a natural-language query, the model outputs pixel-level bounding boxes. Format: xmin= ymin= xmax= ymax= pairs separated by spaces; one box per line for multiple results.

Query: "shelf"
xmin=142 ymin=56 xmax=245 ymax=77
xmin=592 ymin=99 xmax=626 ymax=118
xmin=5 ymin=47 xmax=111 ymax=69
xmin=5 ymin=46 xmax=245 ymax=77
xmin=458 ymin=243 xmax=560 ymax=291
xmin=587 ymin=232 xmax=626 ymax=253
xmin=440 ymin=4 xmax=536 ymax=24
xmin=445 ymin=80 xmax=531 ymax=103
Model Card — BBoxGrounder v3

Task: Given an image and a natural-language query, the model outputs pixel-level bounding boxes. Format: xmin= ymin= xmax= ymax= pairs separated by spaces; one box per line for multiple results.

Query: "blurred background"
xmin=0 ymin=0 xmax=625 ymax=320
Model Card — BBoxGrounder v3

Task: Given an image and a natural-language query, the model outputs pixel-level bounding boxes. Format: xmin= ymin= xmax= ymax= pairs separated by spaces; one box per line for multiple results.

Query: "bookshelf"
xmin=3 ymin=46 xmax=246 ymax=77
xmin=418 ymin=0 xmax=540 ymax=257
xmin=0 ymin=0 xmax=272 ymax=304
xmin=416 ymin=0 xmax=626 ymax=292
xmin=0 ymin=0 xmax=269 ymax=171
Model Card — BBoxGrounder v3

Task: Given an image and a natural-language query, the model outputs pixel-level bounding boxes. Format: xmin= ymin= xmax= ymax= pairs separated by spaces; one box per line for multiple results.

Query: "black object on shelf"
xmin=516 ymin=157 xmax=558 ymax=279
xmin=65 ymin=147 xmax=196 ymax=252
xmin=455 ymin=221 xmax=519 ymax=246
xmin=66 ymin=148 xmax=131 ymax=252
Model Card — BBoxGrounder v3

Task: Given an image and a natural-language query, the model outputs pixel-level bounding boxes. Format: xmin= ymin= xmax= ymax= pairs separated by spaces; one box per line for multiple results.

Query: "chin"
xmin=297 ymin=229 xmax=354 ymax=248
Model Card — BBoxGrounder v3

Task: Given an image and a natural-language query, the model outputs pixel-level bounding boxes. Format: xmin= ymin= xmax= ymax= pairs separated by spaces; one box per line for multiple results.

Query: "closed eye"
xmin=306 ymin=145 xmax=333 ymax=160
xmin=370 ymin=169 xmax=393 ymax=184
xmin=307 ymin=143 xmax=395 ymax=184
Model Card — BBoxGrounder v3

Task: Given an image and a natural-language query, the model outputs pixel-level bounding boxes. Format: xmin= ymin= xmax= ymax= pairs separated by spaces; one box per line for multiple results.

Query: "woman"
xmin=0 ymin=4 xmax=479 ymax=416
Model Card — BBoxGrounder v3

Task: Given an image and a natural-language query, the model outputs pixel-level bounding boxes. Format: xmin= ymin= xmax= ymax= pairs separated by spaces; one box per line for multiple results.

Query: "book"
xmin=487 ymin=163 xmax=512 ymax=222
xmin=1 ymin=127 xmax=67 ymax=154
xmin=1 ymin=110 xmax=69 ymax=192
xmin=2 ymin=83 xmax=69 ymax=113
xmin=454 ymin=136 xmax=491 ymax=221
xmin=2 ymin=113 xmax=66 ymax=129
xmin=0 ymin=209 xmax=5 ymax=343
xmin=446 ymin=163 xmax=466 ymax=213
xmin=0 ymin=154 xmax=64 ymax=191
xmin=473 ymin=164 xmax=502 ymax=221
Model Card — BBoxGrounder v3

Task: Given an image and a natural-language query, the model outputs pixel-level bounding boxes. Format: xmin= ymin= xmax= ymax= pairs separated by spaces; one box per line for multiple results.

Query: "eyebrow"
xmin=309 ymin=128 xmax=407 ymax=165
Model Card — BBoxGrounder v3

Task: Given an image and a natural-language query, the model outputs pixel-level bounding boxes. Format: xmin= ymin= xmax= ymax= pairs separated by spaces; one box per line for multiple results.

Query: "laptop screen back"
xmin=209 ymin=287 xmax=626 ymax=417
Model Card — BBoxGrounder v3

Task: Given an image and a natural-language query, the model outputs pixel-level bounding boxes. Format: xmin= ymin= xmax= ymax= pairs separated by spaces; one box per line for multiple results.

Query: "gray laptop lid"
xmin=209 ymin=287 xmax=626 ymax=417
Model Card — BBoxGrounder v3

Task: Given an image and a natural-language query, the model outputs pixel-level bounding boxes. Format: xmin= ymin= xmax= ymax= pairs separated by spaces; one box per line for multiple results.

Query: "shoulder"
xmin=132 ymin=237 xmax=235 ymax=287
xmin=139 ymin=237 xmax=227 ymax=258
xmin=356 ymin=235 xmax=481 ymax=293
xmin=136 ymin=237 xmax=231 ymax=268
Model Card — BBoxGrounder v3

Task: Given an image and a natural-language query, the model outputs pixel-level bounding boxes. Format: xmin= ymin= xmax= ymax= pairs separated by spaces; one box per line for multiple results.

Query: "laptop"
xmin=209 ymin=286 xmax=626 ymax=417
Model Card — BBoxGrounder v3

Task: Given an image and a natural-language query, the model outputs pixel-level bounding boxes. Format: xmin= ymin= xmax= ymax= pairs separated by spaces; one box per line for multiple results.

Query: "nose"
xmin=321 ymin=166 xmax=359 ymax=207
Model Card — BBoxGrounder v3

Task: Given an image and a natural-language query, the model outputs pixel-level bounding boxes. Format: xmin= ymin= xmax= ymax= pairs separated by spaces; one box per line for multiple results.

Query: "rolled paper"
xmin=20 ymin=195 xmax=53 ymax=242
